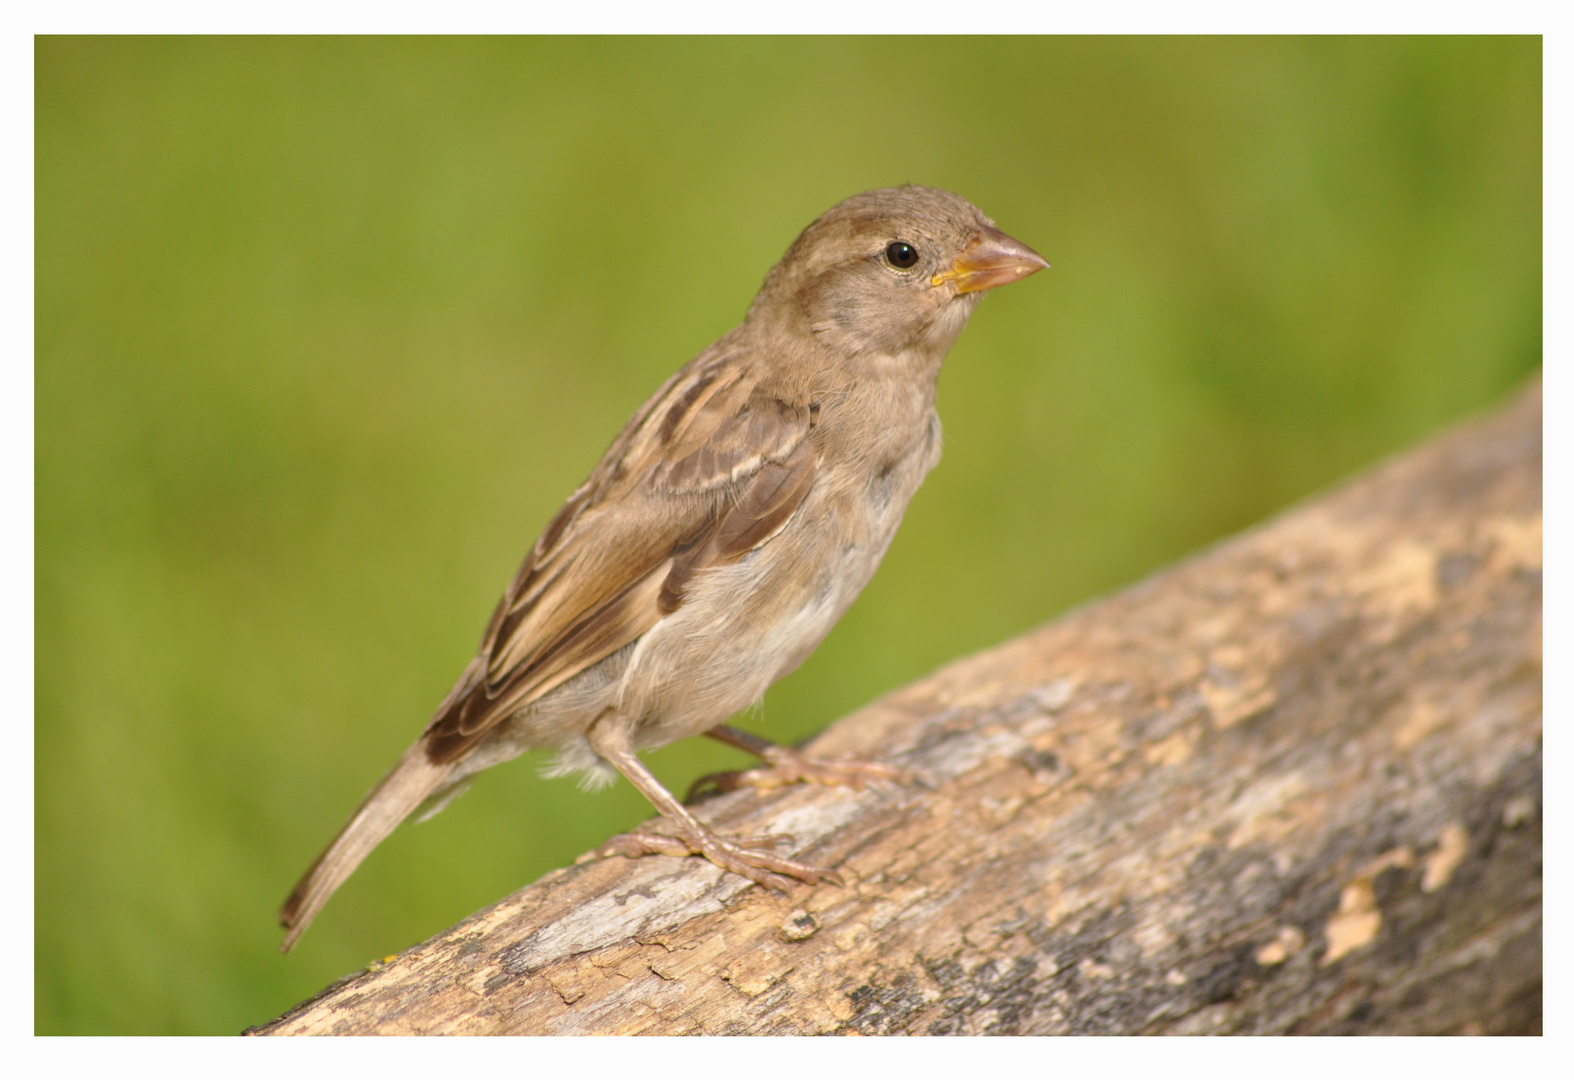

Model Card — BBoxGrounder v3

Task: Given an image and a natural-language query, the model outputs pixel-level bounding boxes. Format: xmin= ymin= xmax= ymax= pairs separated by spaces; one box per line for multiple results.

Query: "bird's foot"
xmin=586 ymin=818 xmax=844 ymax=891
xmin=688 ymin=743 xmax=925 ymax=801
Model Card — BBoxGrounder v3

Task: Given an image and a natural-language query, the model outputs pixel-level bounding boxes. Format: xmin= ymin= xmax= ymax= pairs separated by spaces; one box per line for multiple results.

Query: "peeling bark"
xmin=250 ymin=381 xmax=1542 ymax=1036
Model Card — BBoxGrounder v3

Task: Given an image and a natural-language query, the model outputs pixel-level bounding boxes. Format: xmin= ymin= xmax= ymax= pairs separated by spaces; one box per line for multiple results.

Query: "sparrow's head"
xmin=752 ymin=185 xmax=1048 ymax=360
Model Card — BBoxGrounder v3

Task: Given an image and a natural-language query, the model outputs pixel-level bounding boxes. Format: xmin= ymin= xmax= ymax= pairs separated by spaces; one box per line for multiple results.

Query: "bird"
xmin=278 ymin=185 xmax=1047 ymax=952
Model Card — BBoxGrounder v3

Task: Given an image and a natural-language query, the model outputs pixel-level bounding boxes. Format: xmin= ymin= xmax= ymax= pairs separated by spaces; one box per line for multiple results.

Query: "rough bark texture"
xmin=252 ymin=381 xmax=1542 ymax=1036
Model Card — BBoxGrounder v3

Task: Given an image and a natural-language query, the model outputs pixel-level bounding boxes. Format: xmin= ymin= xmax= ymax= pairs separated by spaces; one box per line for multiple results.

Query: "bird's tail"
xmin=278 ymin=742 xmax=454 ymax=953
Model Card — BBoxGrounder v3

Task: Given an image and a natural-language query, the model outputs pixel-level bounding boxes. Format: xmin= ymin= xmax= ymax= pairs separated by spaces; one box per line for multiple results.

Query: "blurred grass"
xmin=35 ymin=36 xmax=1540 ymax=1034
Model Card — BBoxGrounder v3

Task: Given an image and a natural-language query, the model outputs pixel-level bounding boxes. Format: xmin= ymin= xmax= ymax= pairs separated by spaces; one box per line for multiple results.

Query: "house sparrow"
xmin=279 ymin=185 xmax=1047 ymax=951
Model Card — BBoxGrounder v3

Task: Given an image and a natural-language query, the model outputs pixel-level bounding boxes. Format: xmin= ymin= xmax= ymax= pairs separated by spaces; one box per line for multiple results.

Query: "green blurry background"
xmin=36 ymin=37 xmax=1540 ymax=1034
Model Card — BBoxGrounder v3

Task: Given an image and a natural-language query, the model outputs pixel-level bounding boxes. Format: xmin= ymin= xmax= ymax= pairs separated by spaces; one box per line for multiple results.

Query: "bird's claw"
xmin=586 ymin=821 xmax=842 ymax=892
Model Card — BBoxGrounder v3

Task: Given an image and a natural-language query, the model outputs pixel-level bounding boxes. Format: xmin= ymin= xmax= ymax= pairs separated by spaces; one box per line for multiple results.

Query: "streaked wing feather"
xmin=460 ymin=567 xmax=670 ymax=735
xmin=422 ymin=350 xmax=817 ymax=764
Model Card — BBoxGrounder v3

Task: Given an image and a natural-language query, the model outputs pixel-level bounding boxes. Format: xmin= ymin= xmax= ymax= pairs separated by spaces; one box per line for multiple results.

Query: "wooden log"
xmin=250 ymin=380 xmax=1542 ymax=1036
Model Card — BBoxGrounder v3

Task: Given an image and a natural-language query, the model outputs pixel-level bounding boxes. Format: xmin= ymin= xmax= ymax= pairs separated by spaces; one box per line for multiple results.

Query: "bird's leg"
xmin=584 ymin=715 xmax=843 ymax=890
xmin=687 ymin=724 xmax=923 ymax=801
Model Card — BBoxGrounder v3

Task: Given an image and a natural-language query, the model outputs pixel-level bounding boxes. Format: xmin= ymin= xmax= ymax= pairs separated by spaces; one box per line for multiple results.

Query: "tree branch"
xmin=251 ymin=380 xmax=1542 ymax=1035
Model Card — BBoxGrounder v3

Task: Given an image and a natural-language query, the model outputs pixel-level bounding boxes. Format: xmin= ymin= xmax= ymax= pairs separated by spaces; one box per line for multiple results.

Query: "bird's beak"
xmin=933 ymin=226 xmax=1049 ymax=294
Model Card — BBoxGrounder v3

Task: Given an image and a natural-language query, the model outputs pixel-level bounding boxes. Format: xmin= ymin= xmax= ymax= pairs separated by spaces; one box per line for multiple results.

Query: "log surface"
xmin=252 ymin=382 xmax=1542 ymax=1035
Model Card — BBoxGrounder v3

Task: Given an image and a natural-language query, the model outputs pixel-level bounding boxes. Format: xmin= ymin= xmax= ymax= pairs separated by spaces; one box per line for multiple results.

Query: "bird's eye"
xmin=885 ymin=241 xmax=920 ymax=269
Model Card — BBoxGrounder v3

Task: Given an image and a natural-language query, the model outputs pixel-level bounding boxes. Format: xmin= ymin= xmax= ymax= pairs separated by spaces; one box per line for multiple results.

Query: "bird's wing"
xmin=422 ymin=351 xmax=819 ymax=763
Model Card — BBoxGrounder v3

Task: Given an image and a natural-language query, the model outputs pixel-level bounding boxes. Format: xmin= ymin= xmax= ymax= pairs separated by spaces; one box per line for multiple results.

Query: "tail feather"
xmin=278 ymin=742 xmax=454 ymax=953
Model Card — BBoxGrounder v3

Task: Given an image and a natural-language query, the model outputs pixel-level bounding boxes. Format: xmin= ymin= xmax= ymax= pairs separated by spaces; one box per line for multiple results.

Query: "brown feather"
xmin=422 ymin=363 xmax=816 ymax=763
xmin=278 ymin=744 xmax=453 ymax=952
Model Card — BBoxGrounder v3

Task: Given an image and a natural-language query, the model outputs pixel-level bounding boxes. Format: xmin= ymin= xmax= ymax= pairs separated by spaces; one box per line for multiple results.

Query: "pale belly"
xmin=622 ymin=417 xmax=941 ymax=750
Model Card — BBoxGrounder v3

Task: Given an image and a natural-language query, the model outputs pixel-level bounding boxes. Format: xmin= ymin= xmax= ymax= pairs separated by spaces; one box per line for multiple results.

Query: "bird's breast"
xmin=620 ymin=405 xmax=941 ymax=749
